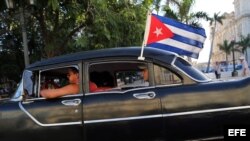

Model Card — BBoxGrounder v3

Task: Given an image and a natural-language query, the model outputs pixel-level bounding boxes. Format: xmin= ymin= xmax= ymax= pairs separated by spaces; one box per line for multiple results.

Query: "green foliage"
xmin=163 ymin=0 xmax=209 ymax=28
xmin=218 ymin=40 xmax=235 ymax=63
xmin=209 ymin=12 xmax=225 ymax=26
xmin=236 ymin=34 xmax=250 ymax=53
xmin=218 ymin=40 xmax=234 ymax=55
xmin=83 ymin=0 xmax=150 ymax=50
xmin=0 ymin=0 xmax=209 ymax=83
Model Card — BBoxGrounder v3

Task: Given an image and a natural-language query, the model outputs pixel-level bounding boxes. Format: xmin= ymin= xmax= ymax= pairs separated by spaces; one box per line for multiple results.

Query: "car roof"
xmin=27 ymin=47 xmax=177 ymax=69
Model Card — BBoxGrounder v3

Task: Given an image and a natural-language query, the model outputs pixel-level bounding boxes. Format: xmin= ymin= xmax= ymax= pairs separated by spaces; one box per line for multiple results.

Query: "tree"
xmin=236 ymin=34 xmax=250 ymax=60
xmin=163 ymin=0 xmax=209 ymax=27
xmin=206 ymin=12 xmax=225 ymax=73
xmin=75 ymin=0 xmax=152 ymax=50
xmin=1 ymin=0 xmax=153 ymax=59
xmin=0 ymin=0 xmax=153 ymax=83
xmin=162 ymin=0 xmax=209 ymax=62
xmin=218 ymin=40 xmax=234 ymax=71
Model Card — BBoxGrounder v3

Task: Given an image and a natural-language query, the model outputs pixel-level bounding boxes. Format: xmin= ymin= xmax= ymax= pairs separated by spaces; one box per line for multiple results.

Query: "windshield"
xmin=10 ymin=70 xmax=34 ymax=101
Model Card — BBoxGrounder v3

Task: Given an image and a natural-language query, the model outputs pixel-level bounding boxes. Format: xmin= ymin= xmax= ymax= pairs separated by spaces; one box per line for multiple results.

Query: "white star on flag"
xmin=153 ymin=27 xmax=163 ymax=37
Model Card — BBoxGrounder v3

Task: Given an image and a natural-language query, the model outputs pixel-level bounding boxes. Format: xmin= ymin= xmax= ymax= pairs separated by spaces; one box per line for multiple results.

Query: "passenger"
xmin=89 ymin=81 xmax=112 ymax=92
xmin=41 ymin=67 xmax=79 ymax=99
xmin=89 ymin=81 xmax=98 ymax=92
xmin=139 ymin=67 xmax=149 ymax=86
xmin=142 ymin=68 xmax=149 ymax=81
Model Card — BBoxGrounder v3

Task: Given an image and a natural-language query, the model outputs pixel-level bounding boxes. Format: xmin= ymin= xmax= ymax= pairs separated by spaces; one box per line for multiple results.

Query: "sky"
xmin=192 ymin=0 xmax=235 ymax=63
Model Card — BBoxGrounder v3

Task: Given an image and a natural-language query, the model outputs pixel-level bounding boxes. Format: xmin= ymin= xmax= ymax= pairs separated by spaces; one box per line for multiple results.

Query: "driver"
xmin=40 ymin=67 xmax=79 ymax=99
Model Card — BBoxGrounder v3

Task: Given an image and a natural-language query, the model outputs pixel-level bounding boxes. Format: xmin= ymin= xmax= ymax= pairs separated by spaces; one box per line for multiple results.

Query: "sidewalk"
xmin=204 ymin=70 xmax=244 ymax=81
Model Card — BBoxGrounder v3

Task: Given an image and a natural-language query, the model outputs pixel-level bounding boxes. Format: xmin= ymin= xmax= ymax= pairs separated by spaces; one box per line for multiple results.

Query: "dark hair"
xmin=69 ymin=67 xmax=79 ymax=74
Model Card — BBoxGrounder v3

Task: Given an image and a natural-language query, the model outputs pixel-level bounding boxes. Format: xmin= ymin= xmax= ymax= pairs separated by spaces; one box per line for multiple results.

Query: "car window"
xmin=39 ymin=66 xmax=79 ymax=97
xmin=154 ymin=64 xmax=182 ymax=86
xmin=88 ymin=61 xmax=149 ymax=93
xmin=40 ymin=68 xmax=69 ymax=90
xmin=23 ymin=65 xmax=79 ymax=99
xmin=174 ymin=57 xmax=209 ymax=81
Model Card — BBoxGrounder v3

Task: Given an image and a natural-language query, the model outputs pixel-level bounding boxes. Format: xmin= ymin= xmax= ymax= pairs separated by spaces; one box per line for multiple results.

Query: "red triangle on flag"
xmin=146 ymin=15 xmax=174 ymax=45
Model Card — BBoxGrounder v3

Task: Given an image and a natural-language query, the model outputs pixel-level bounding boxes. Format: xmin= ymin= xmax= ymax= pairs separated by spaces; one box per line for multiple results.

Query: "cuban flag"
xmin=142 ymin=13 xmax=206 ymax=59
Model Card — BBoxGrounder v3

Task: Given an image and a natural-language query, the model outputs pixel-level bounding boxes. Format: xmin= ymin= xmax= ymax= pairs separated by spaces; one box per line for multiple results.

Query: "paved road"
xmin=204 ymin=70 xmax=246 ymax=81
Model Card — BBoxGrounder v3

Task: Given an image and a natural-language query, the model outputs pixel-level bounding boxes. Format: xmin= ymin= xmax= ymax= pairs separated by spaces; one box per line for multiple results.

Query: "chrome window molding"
xmin=155 ymin=83 xmax=183 ymax=88
xmin=172 ymin=56 xmax=211 ymax=83
xmin=25 ymin=93 xmax=83 ymax=101
xmin=85 ymin=86 xmax=155 ymax=96
xmin=18 ymin=102 xmax=82 ymax=127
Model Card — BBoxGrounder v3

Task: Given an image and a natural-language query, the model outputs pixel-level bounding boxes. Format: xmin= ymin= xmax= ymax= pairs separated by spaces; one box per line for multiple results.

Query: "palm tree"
xmin=162 ymin=0 xmax=209 ymax=62
xmin=236 ymin=34 xmax=250 ymax=61
xmin=206 ymin=12 xmax=225 ymax=73
xmin=163 ymin=0 xmax=209 ymax=27
xmin=218 ymin=40 xmax=234 ymax=71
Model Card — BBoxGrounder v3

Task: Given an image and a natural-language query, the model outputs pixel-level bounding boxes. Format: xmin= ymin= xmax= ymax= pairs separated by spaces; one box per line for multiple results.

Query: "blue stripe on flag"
xmin=172 ymin=34 xmax=204 ymax=48
xmin=153 ymin=14 xmax=206 ymax=38
xmin=147 ymin=43 xmax=199 ymax=59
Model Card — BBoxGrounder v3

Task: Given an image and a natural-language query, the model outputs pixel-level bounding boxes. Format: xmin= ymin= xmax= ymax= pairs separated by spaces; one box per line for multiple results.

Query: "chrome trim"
xmin=187 ymin=136 xmax=224 ymax=141
xmin=26 ymin=93 xmax=83 ymax=101
xmin=40 ymin=65 xmax=79 ymax=73
xmin=84 ymin=114 xmax=162 ymax=124
xmin=163 ymin=105 xmax=250 ymax=117
xmin=85 ymin=86 xmax=156 ymax=96
xmin=133 ymin=91 xmax=156 ymax=99
xmin=62 ymin=99 xmax=81 ymax=106
xmin=171 ymin=55 xmax=177 ymax=66
xmin=172 ymin=56 xmax=211 ymax=83
xmin=84 ymin=105 xmax=250 ymax=124
xmin=155 ymin=83 xmax=183 ymax=88
xmin=18 ymin=102 xmax=82 ymax=127
xmin=38 ymin=70 xmax=42 ymax=98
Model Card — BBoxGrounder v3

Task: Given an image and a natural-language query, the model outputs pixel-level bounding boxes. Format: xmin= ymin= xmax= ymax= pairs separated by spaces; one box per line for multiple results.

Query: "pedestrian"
xmin=214 ymin=61 xmax=221 ymax=79
xmin=239 ymin=56 xmax=250 ymax=77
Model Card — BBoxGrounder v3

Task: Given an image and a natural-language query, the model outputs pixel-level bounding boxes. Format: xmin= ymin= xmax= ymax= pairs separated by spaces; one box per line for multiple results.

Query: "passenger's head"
xmin=139 ymin=65 xmax=149 ymax=81
xmin=67 ymin=67 xmax=79 ymax=84
xmin=142 ymin=68 xmax=149 ymax=81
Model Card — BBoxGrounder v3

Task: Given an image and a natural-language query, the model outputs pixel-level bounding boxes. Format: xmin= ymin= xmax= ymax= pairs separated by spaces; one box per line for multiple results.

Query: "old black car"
xmin=1 ymin=47 xmax=250 ymax=141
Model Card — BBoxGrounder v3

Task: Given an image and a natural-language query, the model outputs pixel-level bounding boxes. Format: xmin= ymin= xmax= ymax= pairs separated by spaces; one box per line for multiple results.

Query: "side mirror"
xmin=10 ymin=81 xmax=24 ymax=102
xmin=23 ymin=70 xmax=34 ymax=97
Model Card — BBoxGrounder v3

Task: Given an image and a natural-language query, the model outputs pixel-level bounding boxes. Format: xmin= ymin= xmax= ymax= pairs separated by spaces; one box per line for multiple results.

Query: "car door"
xmin=153 ymin=63 xmax=226 ymax=140
xmin=19 ymin=95 xmax=83 ymax=141
xmin=16 ymin=65 xmax=84 ymax=141
xmin=82 ymin=60 xmax=164 ymax=141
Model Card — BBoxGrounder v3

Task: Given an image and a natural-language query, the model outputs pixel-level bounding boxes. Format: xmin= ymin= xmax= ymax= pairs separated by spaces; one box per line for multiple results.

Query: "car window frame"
xmin=84 ymin=58 xmax=153 ymax=94
xmin=152 ymin=63 xmax=183 ymax=87
xmin=23 ymin=62 xmax=83 ymax=100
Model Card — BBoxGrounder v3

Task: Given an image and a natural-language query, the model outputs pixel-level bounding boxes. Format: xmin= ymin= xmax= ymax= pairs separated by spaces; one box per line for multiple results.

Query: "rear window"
xmin=174 ymin=57 xmax=209 ymax=81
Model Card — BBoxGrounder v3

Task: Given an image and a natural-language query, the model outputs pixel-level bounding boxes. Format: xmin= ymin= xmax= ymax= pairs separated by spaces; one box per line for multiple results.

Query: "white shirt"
xmin=242 ymin=60 xmax=250 ymax=76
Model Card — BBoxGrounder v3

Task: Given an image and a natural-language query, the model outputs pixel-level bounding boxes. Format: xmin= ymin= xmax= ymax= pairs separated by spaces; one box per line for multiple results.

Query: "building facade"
xmin=211 ymin=0 xmax=250 ymax=66
xmin=234 ymin=0 xmax=250 ymax=62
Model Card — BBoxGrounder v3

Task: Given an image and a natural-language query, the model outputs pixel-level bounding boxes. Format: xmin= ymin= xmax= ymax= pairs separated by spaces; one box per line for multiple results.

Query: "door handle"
xmin=133 ymin=92 xmax=156 ymax=99
xmin=61 ymin=99 xmax=81 ymax=106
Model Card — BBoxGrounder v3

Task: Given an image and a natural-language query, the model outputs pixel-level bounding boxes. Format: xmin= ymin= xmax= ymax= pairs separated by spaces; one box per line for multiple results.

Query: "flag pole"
xmin=138 ymin=11 xmax=152 ymax=60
